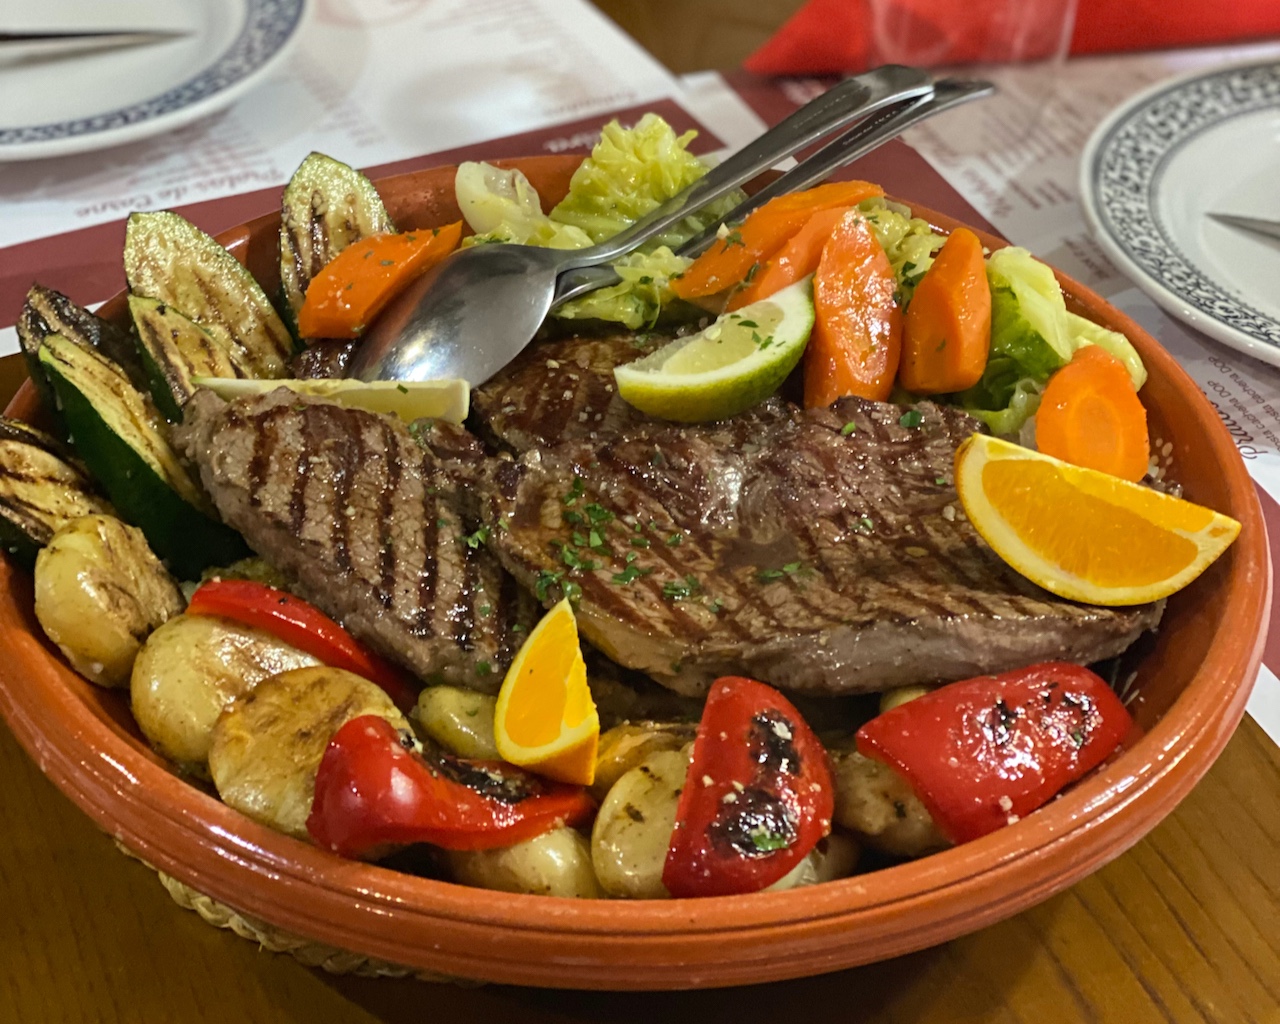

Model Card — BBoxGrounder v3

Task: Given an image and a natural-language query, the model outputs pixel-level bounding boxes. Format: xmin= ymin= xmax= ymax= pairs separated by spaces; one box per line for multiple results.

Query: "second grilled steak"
xmin=471 ymin=330 xmax=666 ymax=451
xmin=482 ymin=396 xmax=1163 ymax=697
xmin=176 ymin=389 xmax=536 ymax=691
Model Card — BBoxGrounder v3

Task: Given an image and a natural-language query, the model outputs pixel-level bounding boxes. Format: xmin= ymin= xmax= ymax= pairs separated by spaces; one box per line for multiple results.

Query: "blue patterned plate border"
xmin=1080 ymin=59 xmax=1280 ymax=367
xmin=0 ymin=0 xmax=306 ymax=161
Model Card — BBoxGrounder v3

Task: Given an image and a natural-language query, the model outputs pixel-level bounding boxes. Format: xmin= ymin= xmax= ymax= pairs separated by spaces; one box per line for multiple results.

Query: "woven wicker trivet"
xmin=116 ymin=841 xmax=476 ymax=984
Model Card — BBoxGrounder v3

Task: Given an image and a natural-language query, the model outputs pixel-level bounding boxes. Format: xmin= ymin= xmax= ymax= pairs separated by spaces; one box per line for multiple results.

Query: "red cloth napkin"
xmin=745 ymin=0 xmax=1280 ymax=76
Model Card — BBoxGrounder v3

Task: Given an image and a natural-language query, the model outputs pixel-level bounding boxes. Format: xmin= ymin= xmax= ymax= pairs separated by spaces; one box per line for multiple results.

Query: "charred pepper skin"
xmin=307 ymin=715 xmax=594 ymax=858
xmin=663 ymin=676 xmax=834 ymax=898
xmin=856 ymin=661 xmax=1133 ymax=843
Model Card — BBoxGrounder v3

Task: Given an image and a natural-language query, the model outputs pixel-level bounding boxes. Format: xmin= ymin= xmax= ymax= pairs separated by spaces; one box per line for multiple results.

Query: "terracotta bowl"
xmin=0 ymin=156 xmax=1268 ymax=990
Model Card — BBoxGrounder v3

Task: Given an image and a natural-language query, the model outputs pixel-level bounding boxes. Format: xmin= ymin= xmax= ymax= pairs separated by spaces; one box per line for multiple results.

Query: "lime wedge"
xmin=613 ymin=278 xmax=814 ymax=422
xmin=192 ymin=376 xmax=470 ymax=424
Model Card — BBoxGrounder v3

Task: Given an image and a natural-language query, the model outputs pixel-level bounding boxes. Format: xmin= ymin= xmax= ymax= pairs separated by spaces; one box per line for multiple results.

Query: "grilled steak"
xmin=177 ymin=388 xmax=536 ymax=691
xmin=289 ymin=338 xmax=358 ymax=380
xmin=472 ymin=330 xmax=665 ymax=451
xmin=482 ymin=396 xmax=1162 ymax=697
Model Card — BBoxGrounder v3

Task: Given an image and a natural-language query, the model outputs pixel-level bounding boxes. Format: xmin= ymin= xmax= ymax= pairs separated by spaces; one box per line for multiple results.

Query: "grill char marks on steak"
xmin=482 ymin=397 xmax=1163 ymax=697
xmin=472 ymin=330 xmax=666 ymax=451
xmin=177 ymin=389 xmax=536 ymax=691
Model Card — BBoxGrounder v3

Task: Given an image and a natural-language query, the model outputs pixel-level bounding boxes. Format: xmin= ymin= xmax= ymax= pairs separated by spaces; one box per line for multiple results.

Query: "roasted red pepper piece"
xmin=663 ymin=676 xmax=834 ymax=898
xmin=186 ymin=579 xmax=418 ymax=711
xmin=856 ymin=661 xmax=1133 ymax=844
xmin=307 ymin=715 xmax=595 ymax=856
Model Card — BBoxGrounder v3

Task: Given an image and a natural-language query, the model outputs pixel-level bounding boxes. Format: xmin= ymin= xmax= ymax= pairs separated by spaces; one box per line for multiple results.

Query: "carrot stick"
xmin=898 ymin=227 xmax=991 ymax=394
xmin=727 ymin=206 xmax=852 ymax=311
xmin=671 ymin=180 xmax=884 ymax=301
xmin=804 ymin=209 xmax=901 ymax=407
xmin=1036 ymin=346 xmax=1150 ymax=482
xmin=297 ymin=224 xmax=462 ymax=339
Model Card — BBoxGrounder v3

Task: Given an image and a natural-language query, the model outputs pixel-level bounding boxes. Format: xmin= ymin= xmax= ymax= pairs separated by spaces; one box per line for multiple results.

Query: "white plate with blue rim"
xmin=1080 ymin=58 xmax=1280 ymax=368
xmin=0 ymin=0 xmax=307 ymax=162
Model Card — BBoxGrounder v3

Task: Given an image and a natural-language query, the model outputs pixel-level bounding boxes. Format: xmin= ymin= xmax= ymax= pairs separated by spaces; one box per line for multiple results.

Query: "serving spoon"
xmin=346 ymin=64 xmax=934 ymax=385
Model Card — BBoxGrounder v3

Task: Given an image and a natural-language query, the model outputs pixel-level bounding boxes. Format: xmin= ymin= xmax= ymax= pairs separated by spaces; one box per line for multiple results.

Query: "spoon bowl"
xmin=349 ymin=243 xmax=565 ymax=383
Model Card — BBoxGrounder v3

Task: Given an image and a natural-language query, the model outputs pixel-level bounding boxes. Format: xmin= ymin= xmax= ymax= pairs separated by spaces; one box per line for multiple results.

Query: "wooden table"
xmin=4 ymin=4 xmax=1280 ymax=1021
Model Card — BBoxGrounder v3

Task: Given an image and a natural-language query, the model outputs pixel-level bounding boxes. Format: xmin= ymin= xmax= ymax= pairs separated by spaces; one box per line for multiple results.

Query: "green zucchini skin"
xmin=38 ymin=337 xmax=249 ymax=580
xmin=124 ymin=211 xmax=294 ymax=379
xmin=279 ymin=152 xmax=395 ymax=320
xmin=0 ymin=435 xmax=114 ymax=571
xmin=129 ymin=295 xmax=244 ymax=422
xmin=15 ymin=284 xmax=146 ymax=421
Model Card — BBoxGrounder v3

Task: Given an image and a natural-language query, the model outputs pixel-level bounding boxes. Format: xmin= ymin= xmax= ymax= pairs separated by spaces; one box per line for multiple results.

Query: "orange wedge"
xmin=955 ymin=433 xmax=1241 ymax=606
xmin=494 ymin=598 xmax=599 ymax=785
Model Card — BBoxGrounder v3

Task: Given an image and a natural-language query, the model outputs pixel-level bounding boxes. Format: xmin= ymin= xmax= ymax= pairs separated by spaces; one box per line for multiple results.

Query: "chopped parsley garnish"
xmin=562 ymin=476 xmax=585 ymax=506
xmin=463 ymin=525 xmax=489 ymax=550
xmin=935 ymin=476 xmax=948 ymax=486
xmin=556 ymin=544 xmax=596 ymax=571
xmin=631 ymin=536 xmax=650 ymax=549
xmin=584 ymin=503 xmax=614 ymax=525
xmin=1070 ymin=728 xmax=1086 ymax=748
xmin=588 ymin=529 xmax=606 ymax=551
xmin=899 ymin=409 xmax=924 ymax=429
xmin=722 ymin=230 xmax=745 ymax=249
xmin=396 ymin=383 xmax=409 ymax=393
xmin=479 ymin=604 xmax=492 ymax=617
xmin=666 ymin=532 xmax=683 ymax=547
xmin=612 ymin=565 xmax=654 ymax=585
xmin=756 ymin=562 xmax=804 ymax=583
xmin=856 ymin=516 xmax=875 ymax=533
xmin=736 ymin=319 xmax=758 ymax=329
xmin=750 ymin=830 xmax=792 ymax=853
xmin=474 ymin=661 xmax=492 ymax=677
xmin=572 ymin=531 xmax=588 ymax=547
xmin=563 ymin=510 xmax=584 ymax=526
xmin=708 ymin=597 xmax=725 ymax=613
xmin=436 ymin=517 xmax=450 ymax=529
xmin=650 ymin=450 xmax=666 ymax=467
xmin=663 ymin=575 xmax=701 ymax=601
xmin=534 ymin=569 xmax=563 ymax=602
xmin=840 ymin=422 xmax=858 ymax=436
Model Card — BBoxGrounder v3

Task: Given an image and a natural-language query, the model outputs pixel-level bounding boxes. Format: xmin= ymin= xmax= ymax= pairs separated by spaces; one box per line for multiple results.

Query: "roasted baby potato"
xmin=829 ymin=746 xmax=949 ymax=858
xmin=208 ymin=665 xmax=409 ymax=841
xmin=766 ymin=833 xmax=860 ymax=891
xmin=591 ymin=745 xmax=691 ymax=899
xmin=445 ymin=827 xmax=602 ymax=898
xmin=130 ymin=613 xmax=321 ymax=774
xmin=590 ymin=720 xmax=697 ymax=802
xmin=34 ymin=514 xmax=184 ymax=688
xmin=878 ymin=685 xmax=932 ymax=714
xmin=415 ymin=685 xmax=499 ymax=759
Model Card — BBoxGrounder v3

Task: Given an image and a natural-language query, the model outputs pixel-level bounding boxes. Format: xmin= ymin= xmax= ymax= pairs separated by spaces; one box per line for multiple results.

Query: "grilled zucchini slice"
xmin=124 ymin=211 xmax=293 ymax=378
xmin=0 ymin=434 xmax=113 ymax=569
xmin=16 ymin=284 xmax=145 ymax=418
xmin=38 ymin=336 xmax=249 ymax=579
xmin=279 ymin=152 xmax=394 ymax=319
xmin=129 ymin=295 xmax=245 ymax=421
